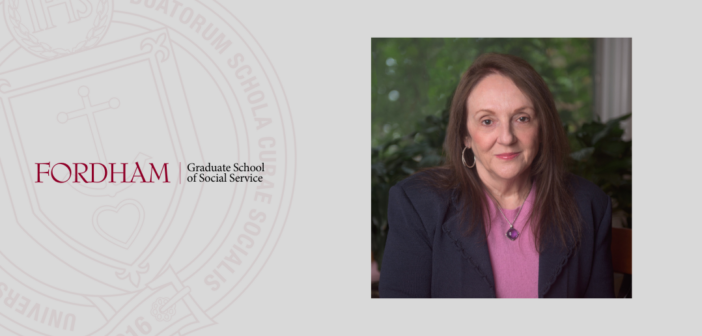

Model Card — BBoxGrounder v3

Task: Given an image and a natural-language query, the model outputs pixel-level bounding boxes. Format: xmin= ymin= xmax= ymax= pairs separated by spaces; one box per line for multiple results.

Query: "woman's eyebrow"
xmin=474 ymin=106 xmax=533 ymax=115
xmin=474 ymin=109 xmax=495 ymax=115
xmin=515 ymin=106 xmax=534 ymax=112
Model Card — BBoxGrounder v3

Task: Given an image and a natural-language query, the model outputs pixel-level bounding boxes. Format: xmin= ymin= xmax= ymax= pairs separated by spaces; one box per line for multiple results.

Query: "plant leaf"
xmin=570 ymin=147 xmax=594 ymax=161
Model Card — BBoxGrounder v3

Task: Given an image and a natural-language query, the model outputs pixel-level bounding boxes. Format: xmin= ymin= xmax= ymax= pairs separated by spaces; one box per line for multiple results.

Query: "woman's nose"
xmin=497 ymin=121 xmax=516 ymax=145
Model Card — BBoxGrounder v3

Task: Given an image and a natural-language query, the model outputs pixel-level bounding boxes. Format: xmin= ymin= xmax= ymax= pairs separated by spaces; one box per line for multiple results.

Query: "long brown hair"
xmin=427 ymin=53 xmax=581 ymax=252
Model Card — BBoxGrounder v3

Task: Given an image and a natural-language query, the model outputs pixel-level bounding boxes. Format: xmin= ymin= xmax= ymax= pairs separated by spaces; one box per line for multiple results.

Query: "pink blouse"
xmin=485 ymin=186 xmax=539 ymax=298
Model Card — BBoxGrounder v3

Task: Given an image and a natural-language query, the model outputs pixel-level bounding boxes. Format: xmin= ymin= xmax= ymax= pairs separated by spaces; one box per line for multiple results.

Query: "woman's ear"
xmin=463 ymin=135 xmax=471 ymax=149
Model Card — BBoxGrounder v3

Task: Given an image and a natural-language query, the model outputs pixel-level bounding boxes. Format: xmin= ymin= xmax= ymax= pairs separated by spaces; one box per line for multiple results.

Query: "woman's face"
xmin=464 ymin=73 xmax=539 ymax=184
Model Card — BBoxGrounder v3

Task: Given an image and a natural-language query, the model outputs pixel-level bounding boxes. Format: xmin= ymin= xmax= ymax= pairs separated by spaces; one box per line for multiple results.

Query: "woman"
xmin=379 ymin=53 xmax=614 ymax=298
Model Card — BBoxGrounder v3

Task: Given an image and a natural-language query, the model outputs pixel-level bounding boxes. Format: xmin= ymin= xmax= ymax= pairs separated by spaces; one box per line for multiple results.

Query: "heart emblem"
xmin=92 ymin=199 xmax=144 ymax=249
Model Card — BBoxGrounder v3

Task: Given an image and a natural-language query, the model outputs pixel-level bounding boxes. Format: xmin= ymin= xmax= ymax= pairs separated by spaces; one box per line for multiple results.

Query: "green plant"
xmin=371 ymin=103 xmax=449 ymax=269
xmin=567 ymin=113 xmax=632 ymax=228
xmin=371 ymin=110 xmax=632 ymax=270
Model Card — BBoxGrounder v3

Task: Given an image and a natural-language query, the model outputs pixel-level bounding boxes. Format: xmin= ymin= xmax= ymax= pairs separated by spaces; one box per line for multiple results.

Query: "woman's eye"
xmin=481 ymin=119 xmax=492 ymax=126
xmin=517 ymin=116 xmax=530 ymax=122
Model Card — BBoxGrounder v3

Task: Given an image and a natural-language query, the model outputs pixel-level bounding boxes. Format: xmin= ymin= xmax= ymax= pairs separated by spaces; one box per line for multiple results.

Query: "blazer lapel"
xmin=447 ymin=188 xmax=496 ymax=297
xmin=538 ymin=230 xmax=577 ymax=298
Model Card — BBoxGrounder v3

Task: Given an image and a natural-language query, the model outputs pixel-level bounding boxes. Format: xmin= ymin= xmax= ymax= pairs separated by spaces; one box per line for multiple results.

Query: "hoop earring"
xmin=462 ymin=147 xmax=476 ymax=169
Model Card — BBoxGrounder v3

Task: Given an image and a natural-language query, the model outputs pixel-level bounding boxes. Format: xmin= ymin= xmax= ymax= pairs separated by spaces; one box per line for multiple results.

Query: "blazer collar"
xmin=441 ymin=210 xmax=496 ymax=297
xmin=537 ymin=230 xmax=576 ymax=298
xmin=449 ymin=187 xmax=576 ymax=298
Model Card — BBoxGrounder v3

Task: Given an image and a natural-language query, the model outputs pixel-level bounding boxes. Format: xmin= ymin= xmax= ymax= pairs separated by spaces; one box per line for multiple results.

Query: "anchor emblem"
xmin=57 ymin=85 xmax=150 ymax=197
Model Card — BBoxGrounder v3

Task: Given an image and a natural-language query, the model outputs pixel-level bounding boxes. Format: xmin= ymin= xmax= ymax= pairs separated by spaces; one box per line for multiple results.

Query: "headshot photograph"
xmin=371 ymin=38 xmax=632 ymax=298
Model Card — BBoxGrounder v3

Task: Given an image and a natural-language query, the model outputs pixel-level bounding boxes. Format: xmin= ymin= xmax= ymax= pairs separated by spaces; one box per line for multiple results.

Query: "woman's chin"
xmin=490 ymin=167 xmax=527 ymax=181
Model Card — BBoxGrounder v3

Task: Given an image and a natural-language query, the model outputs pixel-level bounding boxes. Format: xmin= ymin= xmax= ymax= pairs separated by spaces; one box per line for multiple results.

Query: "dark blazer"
xmin=379 ymin=171 xmax=614 ymax=298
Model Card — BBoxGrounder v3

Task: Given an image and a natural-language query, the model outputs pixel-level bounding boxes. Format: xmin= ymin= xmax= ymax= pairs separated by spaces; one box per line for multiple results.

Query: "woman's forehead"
xmin=467 ymin=74 xmax=533 ymax=113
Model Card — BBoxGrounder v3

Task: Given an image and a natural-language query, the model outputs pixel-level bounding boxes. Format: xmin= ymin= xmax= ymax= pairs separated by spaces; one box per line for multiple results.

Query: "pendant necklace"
xmin=494 ymin=183 xmax=532 ymax=241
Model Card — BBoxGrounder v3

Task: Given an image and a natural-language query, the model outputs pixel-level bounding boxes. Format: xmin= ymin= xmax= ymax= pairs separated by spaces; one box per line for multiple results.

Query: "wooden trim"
xmin=611 ymin=227 xmax=632 ymax=274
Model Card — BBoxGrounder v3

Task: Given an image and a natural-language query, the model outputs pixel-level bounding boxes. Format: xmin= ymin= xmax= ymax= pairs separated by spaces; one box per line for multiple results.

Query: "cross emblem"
xmin=57 ymin=86 xmax=149 ymax=197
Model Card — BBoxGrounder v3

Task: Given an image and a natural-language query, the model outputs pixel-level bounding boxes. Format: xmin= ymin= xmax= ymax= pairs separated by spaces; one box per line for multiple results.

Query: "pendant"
xmin=506 ymin=227 xmax=519 ymax=241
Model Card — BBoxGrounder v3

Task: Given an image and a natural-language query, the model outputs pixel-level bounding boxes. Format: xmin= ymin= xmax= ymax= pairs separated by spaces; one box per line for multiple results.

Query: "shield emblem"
xmin=0 ymin=29 xmax=201 ymax=291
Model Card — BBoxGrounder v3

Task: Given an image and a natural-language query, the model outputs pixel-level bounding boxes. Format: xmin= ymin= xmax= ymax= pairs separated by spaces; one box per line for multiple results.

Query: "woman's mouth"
xmin=496 ymin=152 xmax=520 ymax=160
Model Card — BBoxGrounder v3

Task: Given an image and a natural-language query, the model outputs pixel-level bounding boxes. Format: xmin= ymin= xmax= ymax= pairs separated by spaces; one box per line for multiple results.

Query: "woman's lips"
xmin=496 ymin=152 xmax=520 ymax=160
